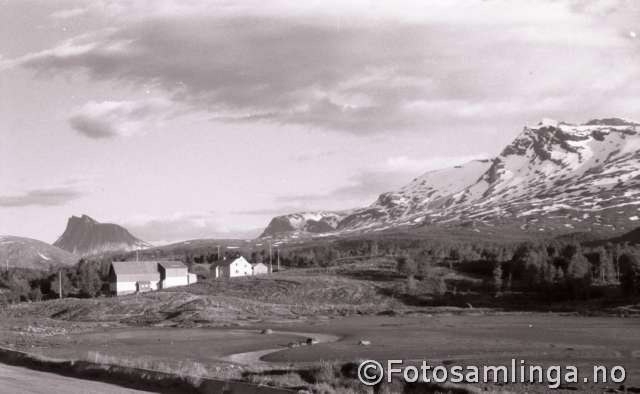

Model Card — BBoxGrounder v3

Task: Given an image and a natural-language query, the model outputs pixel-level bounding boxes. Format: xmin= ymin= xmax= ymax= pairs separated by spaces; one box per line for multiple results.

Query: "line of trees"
xmin=393 ymin=241 xmax=640 ymax=301
xmin=0 ymin=259 xmax=110 ymax=304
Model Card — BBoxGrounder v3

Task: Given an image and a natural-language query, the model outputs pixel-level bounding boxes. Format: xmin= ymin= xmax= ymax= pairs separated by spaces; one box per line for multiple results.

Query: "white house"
xmin=251 ymin=262 xmax=269 ymax=275
xmin=109 ymin=260 xmax=196 ymax=296
xmin=212 ymin=256 xmax=253 ymax=279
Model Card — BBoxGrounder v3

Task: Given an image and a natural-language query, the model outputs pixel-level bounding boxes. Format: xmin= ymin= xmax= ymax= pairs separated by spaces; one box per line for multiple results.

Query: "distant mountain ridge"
xmin=54 ymin=214 xmax=149 ymax=256
xmin=260 ymin=211 xmax=351 ymax=238
xmin=261 ymin=118 xmax=640 ymax=239
xmin=0 ymin=236 xmax=78 ymax=271
xmin=607 ymin=227 xmax=640 ymax=245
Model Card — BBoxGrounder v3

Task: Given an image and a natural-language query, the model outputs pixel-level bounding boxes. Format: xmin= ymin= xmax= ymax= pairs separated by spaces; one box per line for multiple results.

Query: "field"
xmin=264 ymin=314 xmax=640 ymax=392
xmin=1 ymin=258 xmax=640 ymax=393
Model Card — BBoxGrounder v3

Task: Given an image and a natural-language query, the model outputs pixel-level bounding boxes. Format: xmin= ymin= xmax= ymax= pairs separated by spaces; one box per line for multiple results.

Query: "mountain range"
xmin=261 ymin=118 xmax=640 ymax=240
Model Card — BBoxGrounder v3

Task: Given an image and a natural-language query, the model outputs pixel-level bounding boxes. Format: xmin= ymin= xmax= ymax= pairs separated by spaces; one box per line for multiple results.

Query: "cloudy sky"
xmin=1 ymin=0 xmax=639 ymax=244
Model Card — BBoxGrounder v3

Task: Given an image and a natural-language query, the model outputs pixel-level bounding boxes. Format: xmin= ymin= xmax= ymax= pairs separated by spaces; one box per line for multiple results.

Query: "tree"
xmin=513 ymin=246 xmax=548 ymax=288
xmin=566 ymin=253 xmax=591 ymax=299
xmin=619 ymin=252 xmax=640 ymax=297
xmin=29 ymin=287 xmax=43 ymax=302
xmin=434 ymin=277 xmax=448 ymax=296
xmin=8 ymin=276 xmax=30 ymax=302
xmin=397 ymin=254 xmax=418 ymax=295
xmin=49 ymin=272 xmax=73 ymax=298
xmin=594 ymin=247 xmax=616 ymax=284
xmin=492 ymin=262 xmax=503 ymax=296
xmin=396 ymin=255 xmax=417 ymax=280
xmin=77 ymin=261 xmax=102 ymax=297
xmin=567 ymin=253 xmax=590 ymax=279
xmin=405 ymin=275 xmax=417 ymax=295
xmin=417 ymin=253 xmax=434 ymax=279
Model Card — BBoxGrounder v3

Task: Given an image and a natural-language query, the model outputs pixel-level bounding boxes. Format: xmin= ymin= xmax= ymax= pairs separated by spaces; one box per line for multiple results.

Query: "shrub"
xmin=620 ymin=252 xmax=640 ymax=297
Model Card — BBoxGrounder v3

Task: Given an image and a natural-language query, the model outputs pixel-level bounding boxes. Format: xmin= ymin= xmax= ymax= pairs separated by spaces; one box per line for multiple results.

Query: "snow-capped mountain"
xmin=260 ymin=211 xmax=352 ymax=238
xmin=262 ymin=118 xmax=640 ymax=239
xmin=54 ymin=215 xmax=149 ymax=256
xmin=0 ymin=236 xmax=79 ymax=271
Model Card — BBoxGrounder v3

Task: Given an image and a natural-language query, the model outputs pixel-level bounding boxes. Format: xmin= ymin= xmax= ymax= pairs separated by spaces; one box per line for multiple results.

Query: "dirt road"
xmin=223 ymin=330 xmax=341 ymax=366
xmin=0 ymin=362 xmax=155 ymax=394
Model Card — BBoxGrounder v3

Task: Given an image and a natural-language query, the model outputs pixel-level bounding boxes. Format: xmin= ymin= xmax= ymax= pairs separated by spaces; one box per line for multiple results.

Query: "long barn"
xmin=109 ymin=260 xmax=197 ymax=296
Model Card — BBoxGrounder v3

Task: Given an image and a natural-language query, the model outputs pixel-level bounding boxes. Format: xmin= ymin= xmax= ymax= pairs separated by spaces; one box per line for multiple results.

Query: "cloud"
xmin=276 ymin=154 xmax=487 ymax=208
xmin=232 ymin=206 xmax=314 ymax=216
xmin=274 ymin=170 xmax=413 ymax=207
xmin=384 ymin=155 xmax=488 ymax=173
xmin=291 ymin=150 xmax=338 ymax=162
xmin=68 ymin=99 xmax=173 ymax=138
xmin=0 ymin=187 xmax=84 ymax=208
xmin=10 ymin=1 xmax=639 ymax=135
xmin=123 ymin=212 xmax=260 ymax=243
xmin=50 ymin=7 xmax=88 ymax=19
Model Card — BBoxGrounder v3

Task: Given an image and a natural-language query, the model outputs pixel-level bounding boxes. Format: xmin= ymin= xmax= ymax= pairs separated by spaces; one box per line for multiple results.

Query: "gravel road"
xmin=0 ymin=362 xmax=155 ymax=394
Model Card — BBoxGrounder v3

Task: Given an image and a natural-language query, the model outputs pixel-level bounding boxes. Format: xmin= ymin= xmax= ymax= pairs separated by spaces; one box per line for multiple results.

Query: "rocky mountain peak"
xmin=53 ymin=214 xmax=149 ymax=256
xmin=70 ymin=214 xmax=98 ymax=224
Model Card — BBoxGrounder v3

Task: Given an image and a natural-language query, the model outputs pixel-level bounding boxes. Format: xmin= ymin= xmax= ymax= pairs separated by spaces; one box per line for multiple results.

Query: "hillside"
xmin=54 ymin=215 xmax=149 ymax=256
xmin=606 ymin=226 xmax=640 ymax=245
xmin=0 ymin=236 xmax=79 ymax=271
xmin=262 ymin=118 xmax=640 ymax=240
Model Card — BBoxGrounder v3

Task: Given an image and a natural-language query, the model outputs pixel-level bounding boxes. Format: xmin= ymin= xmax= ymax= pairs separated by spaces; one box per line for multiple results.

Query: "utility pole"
xmin=269 ymin=241 xmax=273 ymax=273
xmin=276 ymin=248 xmax=280 ymax=272
xmin=217 ymin=245 xmax=220 ymax=261
xmin=58 ymin=271 xmax=62 ymax=299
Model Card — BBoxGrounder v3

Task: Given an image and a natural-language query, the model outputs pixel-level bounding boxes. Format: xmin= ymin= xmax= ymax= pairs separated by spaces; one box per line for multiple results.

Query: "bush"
xmin=620 ymin=252 xmax=640 ymax=297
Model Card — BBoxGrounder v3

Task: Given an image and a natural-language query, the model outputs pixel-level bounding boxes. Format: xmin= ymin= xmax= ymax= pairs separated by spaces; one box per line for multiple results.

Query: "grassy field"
xmin=264 ymin=314 xmax=640 ymax=390
xmin=1 ymin=258 xmax=640 ymax=393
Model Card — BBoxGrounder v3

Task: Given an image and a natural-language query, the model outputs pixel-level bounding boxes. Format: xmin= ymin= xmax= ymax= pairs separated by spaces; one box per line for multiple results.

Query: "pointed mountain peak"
xmin=54 ymin=214 xmax=148 ymax=256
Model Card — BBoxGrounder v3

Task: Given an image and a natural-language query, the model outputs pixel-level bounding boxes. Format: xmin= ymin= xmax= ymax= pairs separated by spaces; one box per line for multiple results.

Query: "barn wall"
xmin=162 ymin=268 xmax=187 ymax=278
xmin=161 ymin=276 xmax=189 ymax=289
xmin=112 ymin=280 xmax=159 ymax=295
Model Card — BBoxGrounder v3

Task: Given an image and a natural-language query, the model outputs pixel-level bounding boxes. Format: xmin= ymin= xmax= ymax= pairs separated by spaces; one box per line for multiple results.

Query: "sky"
xmin=1 ymin=0 xmax=639 ymax=244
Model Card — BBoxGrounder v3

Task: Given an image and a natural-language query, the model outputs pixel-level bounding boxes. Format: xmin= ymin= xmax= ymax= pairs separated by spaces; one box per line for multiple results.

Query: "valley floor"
xmin=1 ymin=260 xmax=639 ymax=393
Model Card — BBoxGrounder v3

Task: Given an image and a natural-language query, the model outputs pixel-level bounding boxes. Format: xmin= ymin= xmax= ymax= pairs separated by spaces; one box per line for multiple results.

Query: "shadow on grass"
xmin=378 ymin=284 xmax=640 ymax=315
xmin=338 ymin=268 xmax=404 ymax=283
